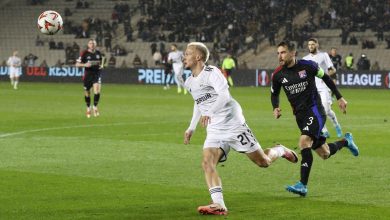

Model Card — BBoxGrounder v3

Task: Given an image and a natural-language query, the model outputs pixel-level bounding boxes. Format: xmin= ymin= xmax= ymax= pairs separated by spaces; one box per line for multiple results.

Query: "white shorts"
xmin=9 ymin=67 xmax=22 ymax=78
xmin=204 ymin=123 xmax=262 ymax=162
xmin=318 ymin=90 xmax=332 ymax=106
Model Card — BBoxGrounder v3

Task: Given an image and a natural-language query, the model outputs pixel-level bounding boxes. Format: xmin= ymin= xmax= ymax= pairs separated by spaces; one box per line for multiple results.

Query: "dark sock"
xmin=94 ymin=93 xmax=100 ymax=106
xmin=329 ymin=139 xmax=347 ymax=156
xmin=165 ymin=74 xmax=171 ymax=85
xmin=85 ymin=96 xmax=91 ymax=107
xmin=300 ymin=148 xmax=313 ymax=185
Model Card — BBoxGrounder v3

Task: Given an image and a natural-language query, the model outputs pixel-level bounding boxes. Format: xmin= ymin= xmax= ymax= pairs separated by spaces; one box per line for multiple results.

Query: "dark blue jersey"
xmin=271 ymin=59 xmax=326 ymax=114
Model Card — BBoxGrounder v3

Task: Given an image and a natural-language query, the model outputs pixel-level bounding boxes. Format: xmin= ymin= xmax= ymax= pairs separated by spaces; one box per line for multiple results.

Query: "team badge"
xmin=298 ymin=70 xmax=307 ymax=78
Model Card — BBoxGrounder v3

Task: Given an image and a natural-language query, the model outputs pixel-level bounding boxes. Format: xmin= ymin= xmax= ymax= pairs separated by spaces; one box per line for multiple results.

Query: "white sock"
xmin=14 ymin=81 xmax=18 ymax=88
xmin=209 ymin=186 xmax=227 ymax=210
xmin=327 ymin=109 xmax=339 ymax=127
xmin=10 ymin=79 xmax=14 ymax=86
xmin=322 ymin=126 xmax=329 ymax=133
xmin=272 ymin=145 xmax=285 ymax=157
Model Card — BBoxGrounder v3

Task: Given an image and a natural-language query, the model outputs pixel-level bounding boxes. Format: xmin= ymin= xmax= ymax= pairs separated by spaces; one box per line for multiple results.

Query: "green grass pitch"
xmin=0 ymin=82 xmax=389 ymax=219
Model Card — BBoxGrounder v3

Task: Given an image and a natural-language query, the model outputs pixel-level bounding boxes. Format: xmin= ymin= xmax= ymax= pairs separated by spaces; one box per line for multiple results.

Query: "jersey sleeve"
xmin=324 ymin=53 xmax=334 ymax=69
xmin=270 ymin=68 xmax=282 ymax=109
xmin=77 ymin=51 xmax=86 ymax=63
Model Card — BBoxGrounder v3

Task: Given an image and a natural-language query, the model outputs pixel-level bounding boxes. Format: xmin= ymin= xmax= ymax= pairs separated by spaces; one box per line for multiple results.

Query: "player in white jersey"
xmin=303 ymin=38 xmax=343 ymax=138
xmin=168 ymin=44 xmax=187 ymax=94
xmin=183 ymin=42 xmax=298 ymax=215
xmin=7 ymin=51 xmax=22 ymax=89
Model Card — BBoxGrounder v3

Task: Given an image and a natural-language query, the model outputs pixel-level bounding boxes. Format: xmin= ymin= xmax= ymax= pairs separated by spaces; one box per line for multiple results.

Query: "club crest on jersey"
xmin=298 ymin=70 xmax=307 ymax=78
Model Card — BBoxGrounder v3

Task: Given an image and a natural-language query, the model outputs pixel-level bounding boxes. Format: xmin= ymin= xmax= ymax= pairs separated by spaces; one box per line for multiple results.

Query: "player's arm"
xmin=316 ymin=67 xmax=347 ymax=114
xmin=184 ymin=103 xmax=201 ymax=145
xmin=271 ymin=72 xmax=282 ymax=119
xmin=325 ymin=53 xmax=336 ymax=76
xmin=75 ymin=51 xmax=91 ymax=68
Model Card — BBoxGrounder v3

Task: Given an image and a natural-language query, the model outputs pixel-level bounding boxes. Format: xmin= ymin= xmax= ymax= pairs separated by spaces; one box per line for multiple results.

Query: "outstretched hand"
xmin=184 ymin=129 xmax=193 ymax=145
xmin=338 ymin=97 xmax=348 ymax=114
xmin=273 ymin=108 xmax=282 ymax=119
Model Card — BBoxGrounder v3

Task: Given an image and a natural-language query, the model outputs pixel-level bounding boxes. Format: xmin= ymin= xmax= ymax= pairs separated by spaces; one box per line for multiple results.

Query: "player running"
xmin=183 ymin=42 xmax=298 ymax=215
xmin=271 ymin=41 xmax=359 ymax=197
xmin=168 ymin=44 xmax=186 ymax=94
xmin=7 ymin=50 xmax=22 ymax=90
xmin=303 ymin=38 xmax=343 ymax=138
xmin=76 ymin=39 xmax=103 ymax=118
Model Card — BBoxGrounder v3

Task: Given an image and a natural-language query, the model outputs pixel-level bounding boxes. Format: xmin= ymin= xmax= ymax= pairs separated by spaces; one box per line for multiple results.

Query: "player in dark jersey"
xmin=76 ymin=39 xmax=103 ymax=118
xmin=270 ymin=41 xmax=359 ymax=196
xmin=328 ymin=47 xmax=342 ymax=83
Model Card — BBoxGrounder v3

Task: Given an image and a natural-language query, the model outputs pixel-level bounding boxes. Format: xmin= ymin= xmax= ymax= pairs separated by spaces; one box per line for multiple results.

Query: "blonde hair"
xmin=187 ymin=42 xmax=210 ymax=63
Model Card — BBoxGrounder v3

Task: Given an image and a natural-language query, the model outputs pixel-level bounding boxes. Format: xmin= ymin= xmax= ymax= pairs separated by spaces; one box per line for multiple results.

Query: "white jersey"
xmin=184 ymin=65 xmax=245 ymax=132
xmin=7 ymin=56 xmax=22 ymax=76
xmin=168 ymin=50 xmax=183 ymax=66
xmin=303 ymin=51 xmax=334 ymax=91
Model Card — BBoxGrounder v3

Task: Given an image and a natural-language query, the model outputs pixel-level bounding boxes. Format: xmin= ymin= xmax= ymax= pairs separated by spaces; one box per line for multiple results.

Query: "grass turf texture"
xmin=0 ymin=82 xmax=389 ymax=219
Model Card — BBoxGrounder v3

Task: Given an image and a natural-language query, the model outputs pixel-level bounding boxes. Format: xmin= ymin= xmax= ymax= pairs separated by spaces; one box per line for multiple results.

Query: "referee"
xmin=76 ymin=39 xmax=103 ymax=118
xmin=221 ymin=54 xmax=235 ymax=86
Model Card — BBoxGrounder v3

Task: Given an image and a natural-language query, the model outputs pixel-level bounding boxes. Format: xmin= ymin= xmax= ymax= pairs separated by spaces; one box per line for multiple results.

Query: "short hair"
xmin=187 ymin=42 xmax=210 ymax=62
xmin=277 ymin=41 xmax=295 ymax=51
xmin=308 ymin=38 xmax=318 ymax=43
xmin=88 ymin=39 xmax=97 ymax=44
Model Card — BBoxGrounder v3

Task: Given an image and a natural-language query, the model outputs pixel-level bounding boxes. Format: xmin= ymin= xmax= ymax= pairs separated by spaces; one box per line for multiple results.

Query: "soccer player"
xmin=328 ymin=47 xmax=342 ymax=83
xmin=302 ymin=38 xmax=343 ymax=138
xmin=7 ymin=50 xmax=22 ymax=90
xmin=271 ymin=41 xmax=359 ymax=197
xmin=183 ymin=42 xmax=298 ymax=215
xmin=168 ymin=44 xmax=186 ymax=94
xmin=76 ymin=39 xmax=103 ymax=118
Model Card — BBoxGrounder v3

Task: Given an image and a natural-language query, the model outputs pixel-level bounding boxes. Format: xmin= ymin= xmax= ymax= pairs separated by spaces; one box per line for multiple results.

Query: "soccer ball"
xmin=37 ymin=10 xmax=63 ymax=35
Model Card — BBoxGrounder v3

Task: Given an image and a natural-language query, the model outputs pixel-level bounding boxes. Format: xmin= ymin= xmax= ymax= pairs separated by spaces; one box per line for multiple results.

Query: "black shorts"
xmin=83 ymin=71 xmax=101 ymax=91
xmin=225 ymin=69 xmax=233 ymax=76
xmin=295 ymin=106 xmax=327 ymax=150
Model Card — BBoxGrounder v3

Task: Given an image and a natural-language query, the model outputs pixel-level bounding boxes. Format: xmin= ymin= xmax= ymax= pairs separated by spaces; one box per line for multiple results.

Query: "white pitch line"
xmin=0 ymin=121 xmax=172 ymax=138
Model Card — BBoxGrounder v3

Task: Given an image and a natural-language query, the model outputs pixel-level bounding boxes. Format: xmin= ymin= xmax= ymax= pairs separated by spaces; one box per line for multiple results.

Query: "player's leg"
xmin=84 ymin=77 xmax=92 ymax=118
xmin=286 ymin=135 xmax=312 ymax=196
xmin=319 ymin=91 xmax=330 ymax=137
xmin=14 ymin=75 xmax=19 ymax=89
xmin=163 ymin=72 xmax=170 ymax=90
xmin=9 ymin=71 xmax=15 ymax=87
xmin=173 ymin=66 xmax=182 ymax=93
xmin=323 ymin=91 xmax=342 ymax=137
xmin=315 ymin=133 xmax=359 ymax=159
xmin=226 ymin=70 xmax=234 ymax=87
xmin=92 ymin=82 xmax=101 ymax=117
xmin=198 ymin=147 xmax=228 ymax=215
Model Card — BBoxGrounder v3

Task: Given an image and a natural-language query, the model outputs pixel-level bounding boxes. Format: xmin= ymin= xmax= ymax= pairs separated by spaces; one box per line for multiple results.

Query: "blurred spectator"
xmin=96 ymin=31 xmax=103 ymax=47
xmin=362 ymin=39 xmax=375 ymax=49
xmin=104 ymin=32 xmax=112 ymax=52
xmin=152 ymin=51 xmax=162 ymax=66
xmin=120 ymin=60 xmax=127 ymax=68
xmin=49 ymin=39 xmax=56 ymax=49
xmin=57 ymin=41 xmax=64 ymax=50
xmin=35 ymin=35 xmax=44 ymax=46
xmin=40 ymin=60 xmax=48 ymax=68
xmin=64 ymin=7 xmax=72 ymax=17
xmin=142 ymin=59 xmax=148 ymax=68
xmin=385 ymin=36 xmax=390 ymax=49
xmin=371 ymin=61 xmax=380 ymax=71
xmin=108 ymin=56 xmax=116 ymax=67
xmin=133 ymin=54 xmax=142 ymax=67
xmin=345 ymin=53 xmax=354 ymax=70
xmin=24 ymin=53 xmax=38 ymax=67
xmin=150 ymin=42 xmax=157 ymax=55
xmin=349 ymin=35 xmax=358 ymax=45
xmin=55 ymin=59 xmax=64 ymax=67
xmin=76 ymin=0 xmax=89 ymax=9
xmin=357 ymin=54 xmax=371 ymax=70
